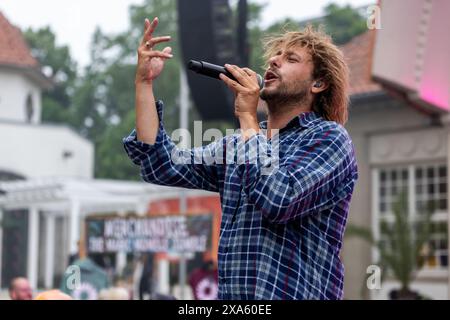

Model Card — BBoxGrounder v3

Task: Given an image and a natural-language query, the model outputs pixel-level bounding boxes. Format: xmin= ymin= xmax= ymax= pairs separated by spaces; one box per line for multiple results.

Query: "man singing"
xmin=123 ymin=17 xmax=358 ymax=300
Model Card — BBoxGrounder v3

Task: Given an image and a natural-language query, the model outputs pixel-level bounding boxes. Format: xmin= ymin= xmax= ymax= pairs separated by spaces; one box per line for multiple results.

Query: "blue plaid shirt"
xmin=123 ymin=101 xmax=358 ymax=300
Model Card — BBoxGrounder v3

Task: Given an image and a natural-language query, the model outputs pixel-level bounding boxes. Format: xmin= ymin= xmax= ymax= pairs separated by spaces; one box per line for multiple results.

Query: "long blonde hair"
xmin=263 ymin=26 xmax=350 ymax=125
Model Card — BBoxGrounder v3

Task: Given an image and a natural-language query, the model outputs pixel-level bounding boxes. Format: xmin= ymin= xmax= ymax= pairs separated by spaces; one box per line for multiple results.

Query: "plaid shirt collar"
xmin=259 ymin=111 xmax=323 ymax=133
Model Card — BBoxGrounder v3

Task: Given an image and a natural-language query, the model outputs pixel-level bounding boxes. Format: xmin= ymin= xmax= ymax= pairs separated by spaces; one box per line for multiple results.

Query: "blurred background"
xmin=0 ymin=0 xmax=449 ymax=300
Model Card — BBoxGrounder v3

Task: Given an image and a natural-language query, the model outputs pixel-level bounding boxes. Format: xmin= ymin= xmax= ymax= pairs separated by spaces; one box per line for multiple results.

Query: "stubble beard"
xmin=260 ymin=78 xmax=311 ymax=115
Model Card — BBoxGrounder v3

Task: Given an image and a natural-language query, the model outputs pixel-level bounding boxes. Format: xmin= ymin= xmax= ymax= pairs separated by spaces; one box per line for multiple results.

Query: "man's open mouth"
xmin=264 ymin=70 xmax=279 ymax=83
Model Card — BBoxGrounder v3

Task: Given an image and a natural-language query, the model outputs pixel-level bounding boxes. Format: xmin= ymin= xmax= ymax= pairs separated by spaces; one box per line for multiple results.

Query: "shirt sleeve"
xmin=123 ymin=101 xmax=223 ymax=192
xmin=239 ymin=124 xmax=358 ymax=224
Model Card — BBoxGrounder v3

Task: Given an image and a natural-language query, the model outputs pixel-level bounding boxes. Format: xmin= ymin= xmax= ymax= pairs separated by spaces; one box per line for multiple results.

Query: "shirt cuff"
xmin=122 ymin=100 xmax=166 ymax=165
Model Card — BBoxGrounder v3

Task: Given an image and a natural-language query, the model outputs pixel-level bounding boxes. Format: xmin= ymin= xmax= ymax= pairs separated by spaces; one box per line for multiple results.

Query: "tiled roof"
xmin=0 ymin=11 xmax=38 ymax=68
xmin=341 ymin=30 xmax=382 ymax=96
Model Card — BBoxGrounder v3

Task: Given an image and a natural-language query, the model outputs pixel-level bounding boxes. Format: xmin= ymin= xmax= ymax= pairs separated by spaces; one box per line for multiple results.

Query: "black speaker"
xmin=177 ymin=0 xmax=239 ymax=121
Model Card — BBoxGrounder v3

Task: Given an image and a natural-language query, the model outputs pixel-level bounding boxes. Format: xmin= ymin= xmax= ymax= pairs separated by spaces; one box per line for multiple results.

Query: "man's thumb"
xmin=162 ymin=47 xmax=172 ymax=55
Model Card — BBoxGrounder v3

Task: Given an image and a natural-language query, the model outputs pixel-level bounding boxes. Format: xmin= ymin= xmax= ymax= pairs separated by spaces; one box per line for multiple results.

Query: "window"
xmin=375 ymin=163 xmax=448 ymax=270
xmin=26 ymin=93 xmax=34 ymax=123
xmin=415 ymin=165 xmax=447 ymax=214
xmin=378 ymin=168 xmax=409 ymax=215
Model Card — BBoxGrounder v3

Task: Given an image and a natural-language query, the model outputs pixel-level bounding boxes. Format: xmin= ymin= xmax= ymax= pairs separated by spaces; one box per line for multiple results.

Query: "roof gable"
xmin=0 ymin=11 xmax=38 ymax=68
xmin=341 ymin=30 xmax=382 ymax=96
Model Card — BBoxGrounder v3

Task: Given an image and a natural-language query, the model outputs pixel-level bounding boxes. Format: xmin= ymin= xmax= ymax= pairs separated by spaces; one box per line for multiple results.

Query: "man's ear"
xmin=311 ymin=80 xmax=329 ymax=94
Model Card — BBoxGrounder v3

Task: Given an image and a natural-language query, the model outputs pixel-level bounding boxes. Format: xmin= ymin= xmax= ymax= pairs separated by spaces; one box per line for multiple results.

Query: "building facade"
xmin=0 ymin=12 xmax=94 ymax=292
xmin=342 ymin=30 xmax=450 ymax=299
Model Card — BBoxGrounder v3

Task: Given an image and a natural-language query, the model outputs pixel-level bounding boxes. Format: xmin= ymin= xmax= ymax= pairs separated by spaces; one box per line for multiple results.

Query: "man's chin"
xmin=260 ymin=88 xmax=279 ymax=101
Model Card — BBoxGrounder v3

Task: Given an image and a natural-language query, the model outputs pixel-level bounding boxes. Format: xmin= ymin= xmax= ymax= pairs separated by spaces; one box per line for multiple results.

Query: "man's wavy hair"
xmin=263 ymin=26 xmax=349 ymax=125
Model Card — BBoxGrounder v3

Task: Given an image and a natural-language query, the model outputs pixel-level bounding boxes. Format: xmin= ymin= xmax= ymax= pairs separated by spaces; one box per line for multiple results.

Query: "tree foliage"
xmin=322 ymin=4 xmax=367 ymax=45
xmin=24 ymin=26 xmax=78 ymax=124
xmin=24 ymin=1 xmax=367 ymax=180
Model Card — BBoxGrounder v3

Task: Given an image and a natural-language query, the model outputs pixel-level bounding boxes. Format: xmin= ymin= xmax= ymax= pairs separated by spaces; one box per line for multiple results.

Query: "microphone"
xmin=188 ymin=60 xmax=264 ymax=89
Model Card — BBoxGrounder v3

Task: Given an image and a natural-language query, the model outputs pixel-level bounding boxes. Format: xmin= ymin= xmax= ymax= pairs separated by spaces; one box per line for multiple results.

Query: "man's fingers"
xmin=219 ymin=73 xmax=236 ymax=93
xmin=141 ymin=50 xmax=173 ymax=59
xmin=242 ymin=67 xmax=256 ymax=77
xmin=242 ymin=67 xmax=260 ymax=86
xmin=141 ymin=19 xmax=151 ymax=45
xmin=144 ymin=18 xmax=150 ymax=32
xmin=146 ymin=36 xmax=171 ymax=48
xmin=225 ymin=64 xmax=253 ymax=87
xmin=139 ymin=45 xmax=173 ymax=58
xmin=147 ymin=17 xmax=159 ymax=37
xmin=219 ymin=73 xmax=244 ymax=93
xmin=162 ymin=46 xmax=172 ymax=54
xmin=141 ymin=17 xmax=158 ymax=44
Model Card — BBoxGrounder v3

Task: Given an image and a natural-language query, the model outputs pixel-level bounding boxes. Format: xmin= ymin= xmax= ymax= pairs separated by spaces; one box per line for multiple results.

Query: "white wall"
xmin=0 ymin=68 xmax=42 ymax=124
xmin=0 ymin=122 xmax=94 ymax=179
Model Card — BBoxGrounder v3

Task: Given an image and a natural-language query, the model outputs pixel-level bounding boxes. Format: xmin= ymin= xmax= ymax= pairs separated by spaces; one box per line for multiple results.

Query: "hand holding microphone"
xmin=188 ymin=60 xmax=264 ymax=89
xmin=188 ymin=60 xmax=262 ymax=135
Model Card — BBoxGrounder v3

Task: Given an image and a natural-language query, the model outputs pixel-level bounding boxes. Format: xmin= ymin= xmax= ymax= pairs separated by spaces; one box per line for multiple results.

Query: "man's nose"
xmin=268 ymin=55 xmax=281 ymax=68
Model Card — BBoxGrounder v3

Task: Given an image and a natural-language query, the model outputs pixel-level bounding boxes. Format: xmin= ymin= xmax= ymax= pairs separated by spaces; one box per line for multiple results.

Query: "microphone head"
xmin=256 ymin=74 xmax=264 ymax=89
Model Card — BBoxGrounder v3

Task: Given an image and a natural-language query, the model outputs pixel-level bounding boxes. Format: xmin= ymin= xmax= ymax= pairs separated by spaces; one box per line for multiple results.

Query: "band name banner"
xmin=86 ymin=215 xmax=212 ymax=254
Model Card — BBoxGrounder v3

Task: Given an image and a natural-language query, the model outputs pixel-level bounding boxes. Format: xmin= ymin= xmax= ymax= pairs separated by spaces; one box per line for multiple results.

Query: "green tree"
xmin=95 ymin=110 xmax=140 ymax=179
xmin=24 ymin=26 xmax=78 ymax=124
xmin=87 ymin=0 xmax=181 ymax=179
xmin=321 ymin=4 xmax=367 ymax=45
xmin=246 ymin=2 xmax=367 ymax=79
xmin=92 ymin=1 xmax=367 ymax=179
xmin=101 ymin=0 xmax=180 ymax=128
xmin=23 ymin=1 xmax=368 ymax=180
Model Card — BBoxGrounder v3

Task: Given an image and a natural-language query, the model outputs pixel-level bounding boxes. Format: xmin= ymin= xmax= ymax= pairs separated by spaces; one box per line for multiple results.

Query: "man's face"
xmin=10 ymin=279 xmax=33 ymax=300
xmin=260 ymin=45 xmax=315 ymax=108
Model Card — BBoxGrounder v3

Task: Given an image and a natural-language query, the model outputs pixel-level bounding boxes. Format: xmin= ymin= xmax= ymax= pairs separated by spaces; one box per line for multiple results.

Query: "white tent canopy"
xmin=0 ymin=176 xmax=210 ymax=213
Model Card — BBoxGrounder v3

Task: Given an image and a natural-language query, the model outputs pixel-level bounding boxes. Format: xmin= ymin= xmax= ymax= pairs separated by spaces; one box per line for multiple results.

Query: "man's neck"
xmin=267 ymin=104 xmax=312 ymax=134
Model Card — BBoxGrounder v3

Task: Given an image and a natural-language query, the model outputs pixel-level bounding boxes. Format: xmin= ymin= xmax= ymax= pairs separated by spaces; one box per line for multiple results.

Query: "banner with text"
xmin=86 ymin=215 xmax=213 ymax=254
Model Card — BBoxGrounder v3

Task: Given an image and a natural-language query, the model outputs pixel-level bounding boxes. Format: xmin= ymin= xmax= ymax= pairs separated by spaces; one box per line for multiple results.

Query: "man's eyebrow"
xmin=284 ymin=51 xmax=302 ymax=59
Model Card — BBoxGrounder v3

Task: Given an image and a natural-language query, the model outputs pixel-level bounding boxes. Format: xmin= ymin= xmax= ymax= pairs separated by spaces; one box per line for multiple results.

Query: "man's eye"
xmin=288 ymin=58 xmax=298 ymax=62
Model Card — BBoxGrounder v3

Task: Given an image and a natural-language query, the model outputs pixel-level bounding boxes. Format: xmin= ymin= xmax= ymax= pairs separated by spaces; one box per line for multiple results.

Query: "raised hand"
xmin=135 ymin=17 xmax=173 ymax=85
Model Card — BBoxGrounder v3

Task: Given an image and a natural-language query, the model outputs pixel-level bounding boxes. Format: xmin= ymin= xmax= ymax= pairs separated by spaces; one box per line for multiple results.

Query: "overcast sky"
xmin=0 ymin=0 xmax=372 ymax=68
